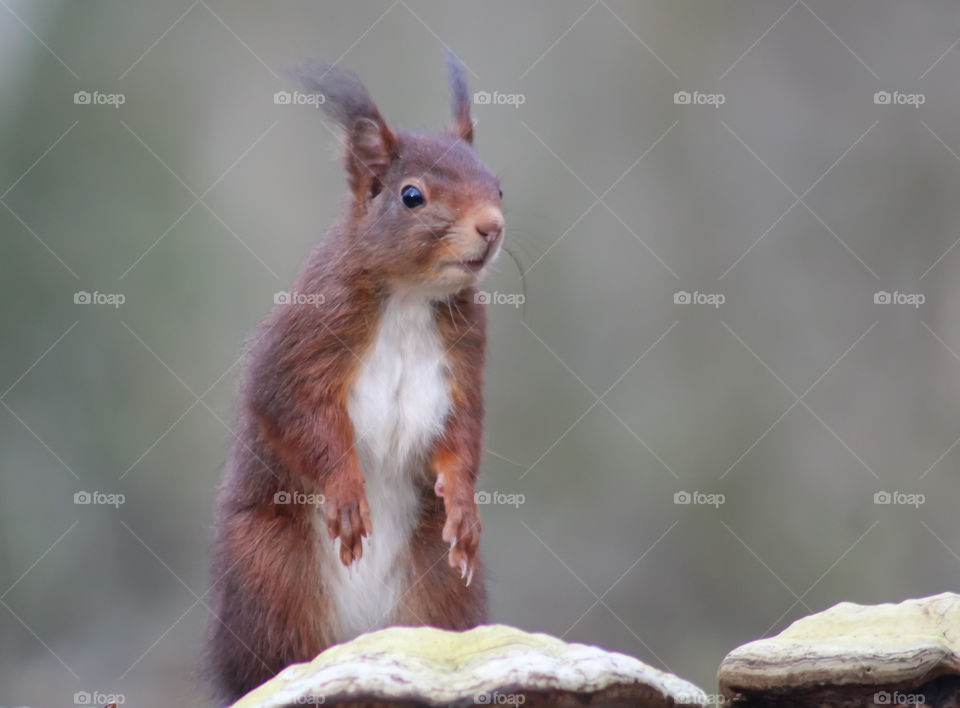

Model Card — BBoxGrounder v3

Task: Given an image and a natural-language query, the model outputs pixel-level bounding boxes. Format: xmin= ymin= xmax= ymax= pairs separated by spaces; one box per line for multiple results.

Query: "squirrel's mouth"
xmin=458 ymin=235 xmax=502 ymax=273
xmin=439 ymin=228 xmax=502 ymax=276
xmin=458 ymin=258 xmax=487 ymax=272
xmin=443 ymin=248 xmax=492 ymax=273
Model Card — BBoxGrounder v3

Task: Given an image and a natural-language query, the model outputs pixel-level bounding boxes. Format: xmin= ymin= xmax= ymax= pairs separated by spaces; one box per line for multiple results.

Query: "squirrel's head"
xmin=297 ymin=53 xmax=503 ymax=297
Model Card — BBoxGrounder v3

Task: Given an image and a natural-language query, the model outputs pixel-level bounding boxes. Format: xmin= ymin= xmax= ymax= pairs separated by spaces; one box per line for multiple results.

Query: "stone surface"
xmin=719 ymin=592 xmax=960 ymax=706
xmin=231 ymin=623 xmax=708 ymax=707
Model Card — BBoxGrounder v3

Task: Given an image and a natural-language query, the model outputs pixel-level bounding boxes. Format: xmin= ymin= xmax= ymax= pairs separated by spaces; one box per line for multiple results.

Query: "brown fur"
xmin=205 ymin=53 xmax=501 ymax=705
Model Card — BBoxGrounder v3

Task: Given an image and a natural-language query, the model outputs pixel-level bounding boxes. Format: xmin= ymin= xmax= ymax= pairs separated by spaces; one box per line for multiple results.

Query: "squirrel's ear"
xmin=294 ymin=59 xmax=398 ymax=202
xmin=446 ymin=50 xmax=474 ymax=145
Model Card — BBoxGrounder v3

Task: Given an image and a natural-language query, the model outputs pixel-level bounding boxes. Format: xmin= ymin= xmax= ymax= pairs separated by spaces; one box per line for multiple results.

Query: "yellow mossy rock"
xmin=232 ymin=624 xmax=707 ymax=707
xmin=719 ymin=592 xmax=960 ymax=702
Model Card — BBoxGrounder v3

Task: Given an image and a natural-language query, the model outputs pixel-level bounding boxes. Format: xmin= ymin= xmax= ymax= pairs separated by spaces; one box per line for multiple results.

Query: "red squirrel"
xmin=204 ymin=53 xmax=503 ymax=704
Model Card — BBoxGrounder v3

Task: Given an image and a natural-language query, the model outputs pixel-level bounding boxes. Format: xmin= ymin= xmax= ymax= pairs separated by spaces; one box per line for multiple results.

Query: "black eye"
xmin=401 ymin=185 xmax=425 ymax=209
xmin=498 ymin=188 xmax=503 ymax=199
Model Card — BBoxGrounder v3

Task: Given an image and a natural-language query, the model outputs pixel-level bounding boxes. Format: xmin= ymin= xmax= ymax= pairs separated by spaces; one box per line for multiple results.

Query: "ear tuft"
xmin=446 ymin=50 xmax=474 ymax=145
xmin=293 ymin=59 xmax=397 ymax=204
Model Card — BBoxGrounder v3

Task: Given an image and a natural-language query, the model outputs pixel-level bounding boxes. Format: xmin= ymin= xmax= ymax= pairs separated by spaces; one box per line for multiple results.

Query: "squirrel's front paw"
xmin=324 ymin=473 xmax=372 ymax=567
xmin=438 ymin=484 xmax=481 ymax=586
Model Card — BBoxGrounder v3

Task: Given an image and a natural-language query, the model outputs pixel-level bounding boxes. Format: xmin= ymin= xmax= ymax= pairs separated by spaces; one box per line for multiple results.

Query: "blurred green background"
xmin=3 ymin=2 xmax=960 ymax=706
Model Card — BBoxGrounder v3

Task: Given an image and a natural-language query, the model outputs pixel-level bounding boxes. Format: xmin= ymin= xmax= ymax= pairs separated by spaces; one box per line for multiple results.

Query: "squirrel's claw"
xmin=442 ymin=496 xmax=480 ymax=586
xmin=324 ymin=474 xmax=372 ymax=568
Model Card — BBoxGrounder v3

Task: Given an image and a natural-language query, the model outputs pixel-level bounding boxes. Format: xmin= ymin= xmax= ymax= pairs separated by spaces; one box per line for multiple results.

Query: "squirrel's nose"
xmin=475 ymin=212 xmax=504 ymax=243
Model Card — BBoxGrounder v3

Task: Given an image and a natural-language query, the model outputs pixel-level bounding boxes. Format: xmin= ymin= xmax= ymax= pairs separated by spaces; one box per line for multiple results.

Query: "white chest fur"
xmin=324 ymin=293 xmax=452 ymax=641
xmin=348 ymin=294 xmax=453 ymax=466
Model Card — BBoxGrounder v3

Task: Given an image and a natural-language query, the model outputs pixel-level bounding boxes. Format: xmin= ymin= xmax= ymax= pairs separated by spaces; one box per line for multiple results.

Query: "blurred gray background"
xmin=3 ymin=1 xmax=960 ymax=706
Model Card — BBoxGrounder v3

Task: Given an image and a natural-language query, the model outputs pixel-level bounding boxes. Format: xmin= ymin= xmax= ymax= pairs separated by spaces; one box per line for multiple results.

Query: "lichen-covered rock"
xmin=230 ymin=624 xmax=707 ymax=707
xmin=718 ymin=592 xmax=960 ymax=707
